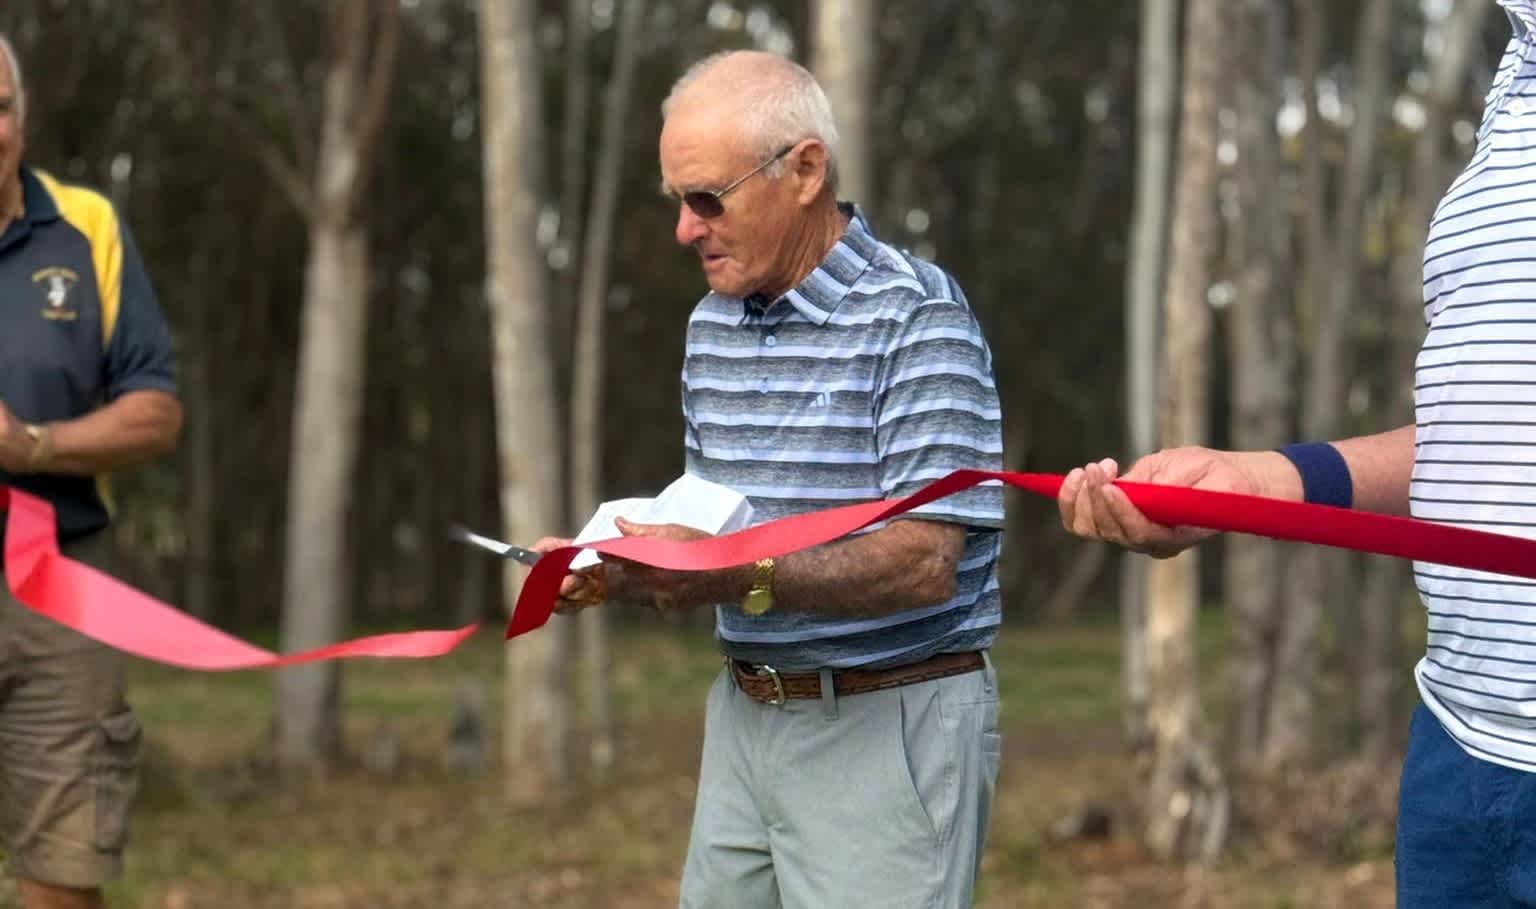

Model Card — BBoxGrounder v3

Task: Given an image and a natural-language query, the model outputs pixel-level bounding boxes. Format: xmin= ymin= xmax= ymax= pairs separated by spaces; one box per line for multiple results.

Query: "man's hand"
xmin=0 ymin=401 xmax=37 ymax=473
xmin=1058 ymin=447 xmax=1299 ymax=558
xmin=604 ymin=517 xmax=749 ymax=610
xmin=529 ymin=536 xmax=607 ymax=615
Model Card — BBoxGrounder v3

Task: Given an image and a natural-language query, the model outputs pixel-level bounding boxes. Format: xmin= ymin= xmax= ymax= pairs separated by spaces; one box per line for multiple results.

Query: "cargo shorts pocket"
xmin=92 ymin=709 xmax=143 ymax=852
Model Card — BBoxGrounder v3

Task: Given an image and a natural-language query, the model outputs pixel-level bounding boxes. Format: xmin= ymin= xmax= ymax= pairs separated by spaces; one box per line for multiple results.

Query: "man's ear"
xmin=792 ymin=140 xmax=830 ymax=204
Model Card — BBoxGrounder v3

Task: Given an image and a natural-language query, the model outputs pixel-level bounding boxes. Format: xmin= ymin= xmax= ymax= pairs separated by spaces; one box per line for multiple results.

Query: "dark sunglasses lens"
xmin=683 ymin=192 xmax=724 ymax=219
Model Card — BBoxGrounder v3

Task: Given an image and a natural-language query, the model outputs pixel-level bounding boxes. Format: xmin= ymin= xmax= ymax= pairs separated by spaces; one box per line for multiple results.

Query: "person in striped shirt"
xmin=535 ymin=50 xmax=1005 ymax=907
xmin=1059 ymin=2 xmax=1536 ymax=904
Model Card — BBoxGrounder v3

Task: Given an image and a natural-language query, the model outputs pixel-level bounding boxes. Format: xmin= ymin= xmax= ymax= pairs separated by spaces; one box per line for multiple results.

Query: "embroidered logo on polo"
xmin=31 ymin=267 xmax=79 ymax=321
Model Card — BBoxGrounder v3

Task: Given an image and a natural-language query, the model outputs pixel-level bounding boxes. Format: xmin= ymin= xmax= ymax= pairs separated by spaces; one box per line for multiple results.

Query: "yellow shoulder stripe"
xmin=32 ymin=170 xmax=123 ymax=349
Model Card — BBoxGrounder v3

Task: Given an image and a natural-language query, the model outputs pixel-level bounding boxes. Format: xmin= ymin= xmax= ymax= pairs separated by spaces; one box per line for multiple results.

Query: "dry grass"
xmin=0 ymin=618 xmax=1402 ymax=908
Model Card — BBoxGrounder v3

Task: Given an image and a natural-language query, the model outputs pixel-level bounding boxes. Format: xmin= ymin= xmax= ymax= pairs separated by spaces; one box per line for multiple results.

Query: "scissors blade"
xmin=447 ymin=524 xmax=542 ymax=566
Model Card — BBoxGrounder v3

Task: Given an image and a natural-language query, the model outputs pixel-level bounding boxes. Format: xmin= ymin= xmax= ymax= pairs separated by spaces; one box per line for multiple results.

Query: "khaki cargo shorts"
xmin=0 ymin=529 xmax=141 ymax=888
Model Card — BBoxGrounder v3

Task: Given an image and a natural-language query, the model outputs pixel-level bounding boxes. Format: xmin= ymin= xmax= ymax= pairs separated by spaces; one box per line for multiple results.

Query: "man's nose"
xmin=676 ymin=203 xmax=708 ymax=246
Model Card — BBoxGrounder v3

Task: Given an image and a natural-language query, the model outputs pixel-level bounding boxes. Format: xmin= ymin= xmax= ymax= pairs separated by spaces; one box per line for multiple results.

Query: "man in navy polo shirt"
xmin=0 ymin=37 xmax=180 ymax=909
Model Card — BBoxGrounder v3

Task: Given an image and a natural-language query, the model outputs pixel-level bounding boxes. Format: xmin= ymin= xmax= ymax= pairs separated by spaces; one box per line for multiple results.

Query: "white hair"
xmin=663 ymin=51 xmax=840 ymax=192
xmin=0 ymin=35 xmax=23 ymax=127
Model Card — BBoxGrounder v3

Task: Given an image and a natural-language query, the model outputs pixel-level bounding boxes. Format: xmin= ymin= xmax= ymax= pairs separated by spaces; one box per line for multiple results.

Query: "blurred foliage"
xmin=0 ymin=0 xmax=1511 ymax=629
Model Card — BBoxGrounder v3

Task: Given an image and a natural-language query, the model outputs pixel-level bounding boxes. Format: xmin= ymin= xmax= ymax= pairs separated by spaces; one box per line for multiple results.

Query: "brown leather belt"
xmin=728 ymin=650 xmax=985 ymax=706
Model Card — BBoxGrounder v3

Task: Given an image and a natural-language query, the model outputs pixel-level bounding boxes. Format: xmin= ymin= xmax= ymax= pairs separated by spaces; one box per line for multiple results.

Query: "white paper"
xmin=568 ymin=474 xmax=754 ymax=569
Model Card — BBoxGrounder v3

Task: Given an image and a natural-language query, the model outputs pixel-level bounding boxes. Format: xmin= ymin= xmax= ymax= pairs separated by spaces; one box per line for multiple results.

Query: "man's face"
xmin=659 ymin=107 xmax=800 ymax=299
xmin=0 ymin=59 xmax=21 ymax=204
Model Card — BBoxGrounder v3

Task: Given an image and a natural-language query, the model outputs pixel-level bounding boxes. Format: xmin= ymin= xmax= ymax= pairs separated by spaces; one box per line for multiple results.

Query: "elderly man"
xmin=539 ymin=50 xmax=1005 ymax=907
xmin=0 ymin=37 xmax=181 ymax=909
xmin=1058 ymin=2 xmax=1536 ymax=905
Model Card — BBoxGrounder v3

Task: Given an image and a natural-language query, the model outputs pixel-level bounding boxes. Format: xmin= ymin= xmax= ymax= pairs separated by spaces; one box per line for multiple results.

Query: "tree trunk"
xmin=1355 ymin=0 xmax=1491 ymax=760
xmin=1269 ymin=0 xmax=1392 ymax=770
xmin=811 ymin=0 xmax=874 ymax=208
xmin=1224 ymin=0 xmax=1295 ymax=770
xmin=182 ymin=246 xmax=216 ymax=621
xmin=277 ymin=222 xmax=369 ymax=767
xmin=1143 ymin=0 xmax=1229 ymax=863
xmin=456 ymin=403 xmax=491 ymax=626
xmin=554 ymin=0 xmax=591 ymax=414
xmin=478 ymin=0 xmax=567 ymax=803
xmin=275 ymin=0 xmax=399 ymax=769
xmin=1301 ymin=0 xmax=1392 ymax=439
xmin=1121 ymin=0 xmax=1179 ymax=750
xmin=569 ymin=0 xmax=647 ymax=776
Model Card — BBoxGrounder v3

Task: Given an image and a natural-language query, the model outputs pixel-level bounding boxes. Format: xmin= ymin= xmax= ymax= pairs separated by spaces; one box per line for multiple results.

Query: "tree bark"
xmin=1269 ymin=0 xmax=1393 ymax=770
xmin=182 ymin=245 xmax=216 ymax=621
xmin=276 ymin=0 xmax=400 ymax=769
xmin=812 ymin=0 xmax=875 ymax=208
xmin=278 ymin=223 xmax=369 ymax=767
xmin=554 ymin=0 xmax=591 ymax=413
xmin=1143 ymin=0 xmax=1229 ymax=863
xmin=478 ymin=0 xmax=568 ymax=802
xmin=1120 ymin=0 xmax=1179 ymax=750
xmin=1224 ymin=0 xmax=1295 ymax=769
xmin=569 ymin=0 xmax=647 ymax=775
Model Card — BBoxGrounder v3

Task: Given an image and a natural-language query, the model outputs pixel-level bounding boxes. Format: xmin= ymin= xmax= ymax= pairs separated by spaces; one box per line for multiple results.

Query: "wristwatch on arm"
xmin=742 ymin=557 xmax=775 ymax=616
xmin=23 ymin=423 xmax=53 ymax=471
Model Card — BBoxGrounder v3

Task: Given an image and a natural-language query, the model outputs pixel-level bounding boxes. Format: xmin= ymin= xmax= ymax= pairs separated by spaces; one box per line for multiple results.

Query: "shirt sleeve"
xmin=103 ymin=217 xmax=177 ymax=400
xmin=873 ymin=296 xmax=1005 ymax=529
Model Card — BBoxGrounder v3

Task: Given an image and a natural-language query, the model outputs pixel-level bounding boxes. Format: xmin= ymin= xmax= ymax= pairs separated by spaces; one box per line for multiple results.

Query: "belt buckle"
xmin=752 ymin=664 xmax=786 ymax=706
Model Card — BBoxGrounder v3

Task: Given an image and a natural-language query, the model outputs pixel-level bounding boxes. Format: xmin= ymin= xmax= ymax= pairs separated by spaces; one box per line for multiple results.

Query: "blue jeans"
xmin=1397 ymin=702 xmax=1536 ymax=907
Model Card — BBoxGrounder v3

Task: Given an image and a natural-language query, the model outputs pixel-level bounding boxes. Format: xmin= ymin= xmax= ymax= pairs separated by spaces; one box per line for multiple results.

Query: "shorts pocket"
xmin=92 ymin=708 xmax=142 ymax=852
xmin=886 ymin=684 xmax=953 ymax=846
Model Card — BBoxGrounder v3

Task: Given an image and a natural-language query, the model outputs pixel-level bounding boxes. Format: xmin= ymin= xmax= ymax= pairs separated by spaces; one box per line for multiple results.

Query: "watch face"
xmin=742 ymin=589 xmax=772 ymax=616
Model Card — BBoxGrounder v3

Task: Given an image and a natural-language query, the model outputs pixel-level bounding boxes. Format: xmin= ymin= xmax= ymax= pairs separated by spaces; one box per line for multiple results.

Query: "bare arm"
xmin=603 ymin=516 xmax=968 ymax=618
xmin=1331 ymin=424 xmax=1416 ymax=515
xmin=762 ymin=518 xmax=966 ymax=617
xmin=1059 ymin=423 xmax=1416 ymax=557
xmin=0 ymin=391 xmax=182 ymax=476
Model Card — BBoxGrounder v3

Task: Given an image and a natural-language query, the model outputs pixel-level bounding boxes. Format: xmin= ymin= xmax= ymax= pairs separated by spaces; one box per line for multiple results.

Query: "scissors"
xmin=447 ymin=524 xmax=542 ymax=567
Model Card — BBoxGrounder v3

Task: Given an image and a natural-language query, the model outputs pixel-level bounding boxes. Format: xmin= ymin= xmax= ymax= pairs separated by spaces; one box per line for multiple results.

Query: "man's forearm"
xmin=1333 ymin=424 xmax=1416 ymax=515
xmin=1243 ymin=424 xmax=1415 ymax=516
xmin=767 ymin=518 xmax=967 ymax=619
xmin=38 ymin=390 xmax=182 ymax=474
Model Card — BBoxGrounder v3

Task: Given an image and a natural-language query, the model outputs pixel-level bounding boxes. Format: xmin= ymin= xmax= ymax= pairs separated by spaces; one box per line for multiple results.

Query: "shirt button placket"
xmin=760 ymin=326 xmax=775 ymax=395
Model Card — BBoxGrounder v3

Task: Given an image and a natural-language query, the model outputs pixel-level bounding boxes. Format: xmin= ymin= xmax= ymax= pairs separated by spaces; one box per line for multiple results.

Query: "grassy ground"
xmin=0 ymin=616 xmax=1409 ymax=907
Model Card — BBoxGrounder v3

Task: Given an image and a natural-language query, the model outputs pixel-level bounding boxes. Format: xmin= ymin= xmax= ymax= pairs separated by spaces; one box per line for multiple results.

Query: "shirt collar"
xmin=1502 ymin=0 xmax=1536 ymax=39
xmin=0 ymin=165 xmax=57 ymax=250
xmin=738 ymin=201 xmax=881 ymax=326
xmin=18 ymin=166 xmax=59 ymax=224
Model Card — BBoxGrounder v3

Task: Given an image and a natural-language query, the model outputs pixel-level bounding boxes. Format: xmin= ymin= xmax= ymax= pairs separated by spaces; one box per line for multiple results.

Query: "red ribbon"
xmin=1 ymin=487 xmax=476 ymax=670
xmin=11 ymin=469 xmax=1536 ymax=665
xmin=508 ymin=469 xmax=1536 ymax=639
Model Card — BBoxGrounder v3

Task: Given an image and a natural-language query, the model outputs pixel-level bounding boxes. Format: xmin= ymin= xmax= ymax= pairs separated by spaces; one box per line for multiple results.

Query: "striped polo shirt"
xmin=681 ymin=204 xmax=1004 ymax=670
xmin=1414 ymin=0 xmax=1536 ymax=770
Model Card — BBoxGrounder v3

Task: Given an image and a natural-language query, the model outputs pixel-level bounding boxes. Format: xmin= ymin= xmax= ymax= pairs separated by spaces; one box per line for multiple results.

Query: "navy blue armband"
xmin=1276 ymin=442 xmax=1353 ymax=509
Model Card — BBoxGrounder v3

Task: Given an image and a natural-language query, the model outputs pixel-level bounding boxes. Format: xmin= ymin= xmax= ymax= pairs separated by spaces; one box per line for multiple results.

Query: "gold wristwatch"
xmin=741 ymin=557 xmax=775 ymax=616
xmin=23 ymin=424 xmax=53 ymax=471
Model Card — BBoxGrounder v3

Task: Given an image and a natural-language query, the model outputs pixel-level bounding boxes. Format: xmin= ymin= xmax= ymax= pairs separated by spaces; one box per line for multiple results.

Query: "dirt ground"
xmin=0 ymin=625 xmax=1404 ymax=908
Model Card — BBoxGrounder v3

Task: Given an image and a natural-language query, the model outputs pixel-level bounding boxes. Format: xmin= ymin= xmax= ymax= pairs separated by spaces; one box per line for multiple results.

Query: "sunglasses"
xmin=674 ymin=145 xmax=795 ymax=219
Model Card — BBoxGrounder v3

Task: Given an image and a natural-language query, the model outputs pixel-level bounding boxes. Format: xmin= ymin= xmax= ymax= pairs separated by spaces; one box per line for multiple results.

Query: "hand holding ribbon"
xmin=506 ymin=469 xmax=1536 ymax=639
